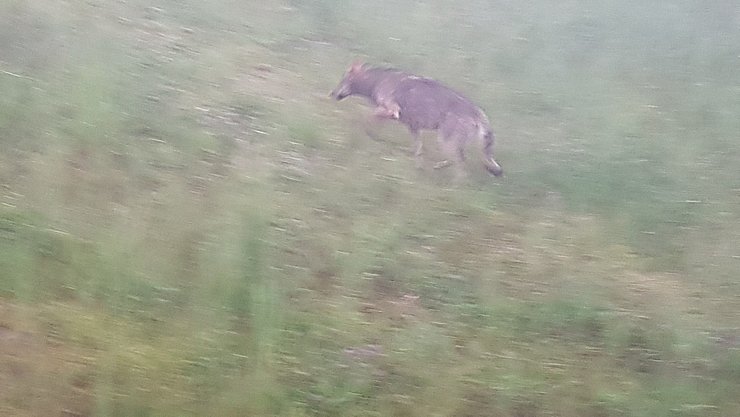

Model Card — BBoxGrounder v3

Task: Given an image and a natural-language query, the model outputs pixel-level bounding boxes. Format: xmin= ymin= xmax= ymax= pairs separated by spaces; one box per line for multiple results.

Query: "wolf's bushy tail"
xmin=482 ymin=128 xmax=503 ymax=176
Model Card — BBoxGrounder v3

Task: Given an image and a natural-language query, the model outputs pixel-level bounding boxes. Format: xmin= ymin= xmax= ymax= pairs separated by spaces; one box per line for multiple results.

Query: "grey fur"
xmin=331 ymin=61 xmax=502 ymax=177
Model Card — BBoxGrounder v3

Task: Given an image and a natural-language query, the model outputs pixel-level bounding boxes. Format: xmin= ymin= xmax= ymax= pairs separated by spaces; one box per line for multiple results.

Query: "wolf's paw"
xmin=433 ymin=160 xmax=452 ymax=170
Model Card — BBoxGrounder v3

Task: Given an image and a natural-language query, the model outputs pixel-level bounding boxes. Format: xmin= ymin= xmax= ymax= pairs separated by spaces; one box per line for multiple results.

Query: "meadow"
xmin=1 ymin=1 xmax=739 ymax=416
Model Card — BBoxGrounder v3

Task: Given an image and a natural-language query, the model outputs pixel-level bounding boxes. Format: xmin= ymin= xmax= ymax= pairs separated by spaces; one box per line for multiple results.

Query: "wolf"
xmin=330 ymin=61 xmax=503 ymax=177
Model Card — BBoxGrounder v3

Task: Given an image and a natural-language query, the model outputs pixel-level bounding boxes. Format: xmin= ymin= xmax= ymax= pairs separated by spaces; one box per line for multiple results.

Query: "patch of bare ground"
xmin=0 ymin=302 xmax=96 ymax=417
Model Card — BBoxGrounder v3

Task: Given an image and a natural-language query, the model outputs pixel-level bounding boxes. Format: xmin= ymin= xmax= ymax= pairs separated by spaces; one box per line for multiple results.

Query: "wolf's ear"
xmin=349 ymin=59 xmax=364 ymax=73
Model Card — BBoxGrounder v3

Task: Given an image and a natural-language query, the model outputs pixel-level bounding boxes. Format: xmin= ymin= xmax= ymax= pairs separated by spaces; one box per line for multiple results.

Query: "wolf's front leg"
xmin=408 ymin=128 xmax=424 ymax=169
xmin=363 ymin=104 xmax=401 ymax=140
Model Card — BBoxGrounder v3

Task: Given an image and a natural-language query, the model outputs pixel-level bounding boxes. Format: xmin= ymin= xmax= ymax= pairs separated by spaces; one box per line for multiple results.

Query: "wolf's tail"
xmin=482 ymin=127 xmax=503 ymax=177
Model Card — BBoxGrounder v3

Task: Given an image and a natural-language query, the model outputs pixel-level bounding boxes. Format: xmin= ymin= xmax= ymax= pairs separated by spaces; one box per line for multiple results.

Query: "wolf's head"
xmin=330 ymin=60 xmax=366 ymax=100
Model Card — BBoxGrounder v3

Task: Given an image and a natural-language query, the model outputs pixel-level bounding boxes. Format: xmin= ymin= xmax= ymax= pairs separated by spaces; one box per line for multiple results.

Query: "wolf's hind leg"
xmin=409 ymin=128 xmax=424 ymax=169
xmin=436 ymin=132 xmax=468 ymax=180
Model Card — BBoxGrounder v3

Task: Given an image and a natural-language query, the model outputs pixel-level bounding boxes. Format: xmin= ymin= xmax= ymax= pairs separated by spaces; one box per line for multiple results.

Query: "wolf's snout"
xmin=330 ymin=84 xmax=350 ymax=100
xmin=331 ymin=91 xmax=347 ymax=100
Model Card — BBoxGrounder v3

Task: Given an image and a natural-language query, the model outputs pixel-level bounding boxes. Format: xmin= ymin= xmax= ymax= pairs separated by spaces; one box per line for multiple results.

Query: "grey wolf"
xmin=330 ymin=61 xmax=503 ymax=177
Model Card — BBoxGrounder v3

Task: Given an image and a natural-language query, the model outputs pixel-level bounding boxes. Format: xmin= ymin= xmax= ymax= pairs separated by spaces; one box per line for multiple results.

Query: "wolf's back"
xmin=390 ymin=77 xmax=486 ymax=130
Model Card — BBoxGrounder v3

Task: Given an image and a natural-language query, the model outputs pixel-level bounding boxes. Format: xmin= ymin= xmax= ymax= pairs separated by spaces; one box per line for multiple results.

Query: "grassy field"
xmin=1 ymin=1 xmax=739 ymax=416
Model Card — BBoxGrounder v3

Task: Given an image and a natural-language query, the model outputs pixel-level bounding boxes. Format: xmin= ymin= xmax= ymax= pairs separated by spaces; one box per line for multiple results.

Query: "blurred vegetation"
xmin=1 ymin=0 xmax=739 ymax=416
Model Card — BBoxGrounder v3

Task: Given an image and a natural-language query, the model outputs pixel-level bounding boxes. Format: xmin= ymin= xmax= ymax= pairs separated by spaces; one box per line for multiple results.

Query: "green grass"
xmin=1 ymin=0 xmax=739 ymax=416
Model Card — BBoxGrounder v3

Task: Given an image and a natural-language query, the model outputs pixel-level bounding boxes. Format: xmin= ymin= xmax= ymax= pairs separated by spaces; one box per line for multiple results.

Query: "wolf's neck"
xmin=351 ymin=74 xmax=379 ymax=100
